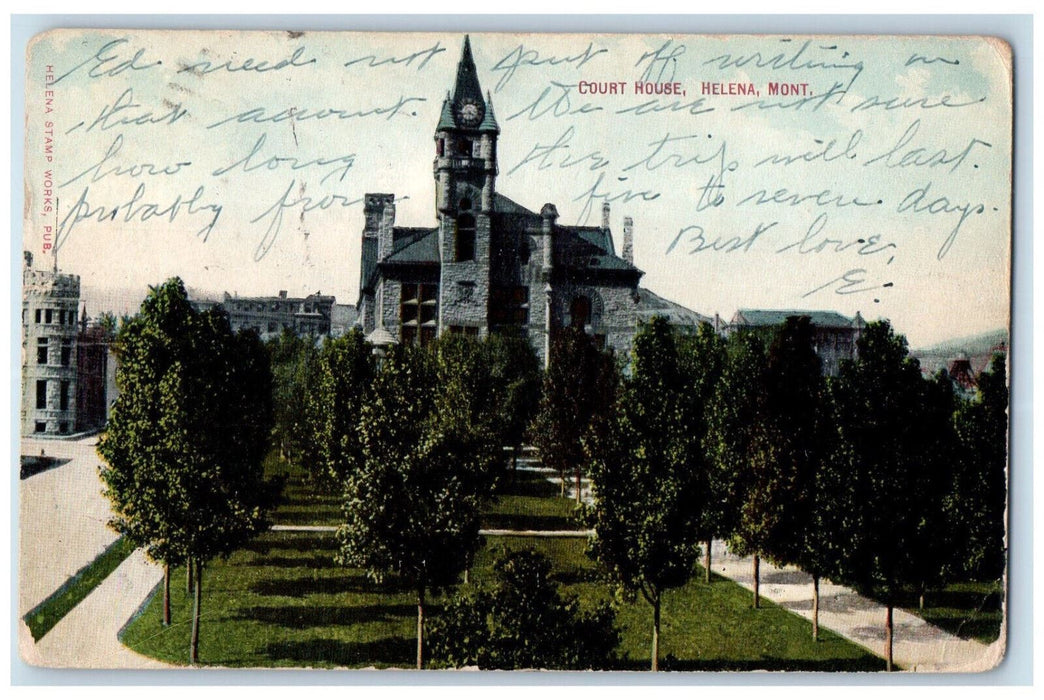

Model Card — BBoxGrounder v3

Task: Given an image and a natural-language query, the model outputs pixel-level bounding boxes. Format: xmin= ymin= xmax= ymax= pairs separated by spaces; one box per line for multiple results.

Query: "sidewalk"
xmin=19 ymin=548 xmax=169 ymax=669
xmin=19 ymin=436 xmax=120 ymax=615
xmin=708 ymin=540 xmax=1004 ymax=672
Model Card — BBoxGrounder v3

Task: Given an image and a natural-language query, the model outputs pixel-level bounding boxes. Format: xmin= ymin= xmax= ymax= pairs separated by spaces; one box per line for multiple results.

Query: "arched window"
xmin=570 ymin=296 xmax=591 ymax=329
xmin=563 ymin=290 xmax=605 ymax=339
xmin=456 ymin=214 xmax=476 ymax=262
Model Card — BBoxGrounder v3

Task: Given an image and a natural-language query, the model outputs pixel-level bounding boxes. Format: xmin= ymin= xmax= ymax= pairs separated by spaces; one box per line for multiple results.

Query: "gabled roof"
xmin=493 ymin=192 xmax=538 ymax=217
xmin=575 ymin=227 xmax=615 ymax=255
xmin=637 ymin=288 xmax=713 ymax=326
xmin=732 ymin=309 xmax=860 ymax=328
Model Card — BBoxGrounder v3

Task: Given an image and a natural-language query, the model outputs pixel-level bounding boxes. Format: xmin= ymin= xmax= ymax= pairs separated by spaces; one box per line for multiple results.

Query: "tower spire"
xmin=452 ymin=35 xmax=484 ymax=109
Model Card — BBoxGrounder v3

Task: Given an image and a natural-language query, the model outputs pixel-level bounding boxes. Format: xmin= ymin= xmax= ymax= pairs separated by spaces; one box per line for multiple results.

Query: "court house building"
xmin=356 ymin=37 xmax=651 ymax=365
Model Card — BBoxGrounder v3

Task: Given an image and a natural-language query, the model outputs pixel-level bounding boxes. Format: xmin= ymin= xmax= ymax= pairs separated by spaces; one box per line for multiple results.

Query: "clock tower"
xmin=433 ymin=35 xmax=500 ymax=335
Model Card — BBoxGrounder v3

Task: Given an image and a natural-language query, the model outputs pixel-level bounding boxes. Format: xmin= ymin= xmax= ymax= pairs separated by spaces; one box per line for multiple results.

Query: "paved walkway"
xmin=19 ymin=436 xmax=120 ymax=616
xmin=19 ymin=549 xmax=169 ymax=669
xmin=18 ymin=435 xmax=170 ymax=668
xmin=707 ymin=540 xmax=1004 ymax=672
xmin=272 ymin=524 xmax=594 ymax=538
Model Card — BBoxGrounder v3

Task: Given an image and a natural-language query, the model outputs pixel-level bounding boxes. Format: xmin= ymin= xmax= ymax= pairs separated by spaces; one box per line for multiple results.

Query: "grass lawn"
xmin=126 ymin=451 xmax=883 ymax=669
xmin=900 ymin=581 xmax=1003 ymax=645
xmin=480 ymin=469 xmax=582 ymax=531
xmin=477 ymin=537 xmax=884 ymax=671
xmin=25 ymin=536 xmax=136 ymax=641
xmin=121 ymin=529 xmax=884 ymax=670
xmin=266 ymin=452 xmax=582 ymax=532
xmin=264 ymin=451 xmax=341 ymax=527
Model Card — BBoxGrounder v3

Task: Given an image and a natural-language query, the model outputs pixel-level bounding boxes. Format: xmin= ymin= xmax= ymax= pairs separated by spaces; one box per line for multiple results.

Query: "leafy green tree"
xmin=431 ymin=333 xmax=506 ymax=494
xmin=533 ymin=327 xmax=619 ymax=502
xmin=430 ymin=548 xmax=619 ymax=669
xmin=336 ymin=342 xmax=496 ymax=669
xmin=96 ymin=310 xmax=119 ymax=337
xmin=306 ymin=329 xmax=376 ymax=483
xmin=484 ymin=330 xmax=543 ymax=472
xmin=828 ymin=321 xmax=956 ymax=670
xmin=584 ymin=317 xmax=705 ymax=671
xmin=266 ymin=329 xmax=319 ymax=467
xmin=908 ymin=369 xmax=961 ymax=608
xmin=950 ymin=353 xmax=1008 ymax=581
xmin=704 ymin=330 xmax=769 ymax=606
xmin=754 ymin=317 xmax=836 ymax=635
xmin=672 ymin=323 xmax=727 ymax=581
xmin=98 ymin=278 xmax=280 ymax=664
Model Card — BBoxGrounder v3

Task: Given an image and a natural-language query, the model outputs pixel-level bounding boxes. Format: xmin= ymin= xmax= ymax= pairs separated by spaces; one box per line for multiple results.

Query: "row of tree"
xmin=266 ymin=327 xmax=544 ymax=668
xmin=100 ymin=279 xmax=1005 ymax=670
xmin=563 ymin=317 xmax=1006 ymax=671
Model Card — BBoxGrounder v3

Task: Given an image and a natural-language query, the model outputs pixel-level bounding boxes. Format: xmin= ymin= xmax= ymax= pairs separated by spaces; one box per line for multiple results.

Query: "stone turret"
xmin=22 ymin=260 xmax=82 ymax=437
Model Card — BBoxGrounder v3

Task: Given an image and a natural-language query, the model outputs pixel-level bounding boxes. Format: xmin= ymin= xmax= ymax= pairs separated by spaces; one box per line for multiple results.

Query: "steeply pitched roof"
xmin=436 ymin=94 xmax=456 ymax=131
xmin=558 ymin=224 xmax=641 ymax=274
xmin=453 ymin=36 xmax=484 ymax=110
xmin=732 ymin=309 xmax=859 ymax=328
xmin=480 ymin=92 xmax=500 ymax=133
xmin=384 ymin=228 xmax=440 ymax=264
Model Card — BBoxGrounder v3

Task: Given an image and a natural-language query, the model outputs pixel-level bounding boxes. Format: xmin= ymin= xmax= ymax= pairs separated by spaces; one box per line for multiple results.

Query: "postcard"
xmin=19 ymin=29 xmax=1011 ymax=672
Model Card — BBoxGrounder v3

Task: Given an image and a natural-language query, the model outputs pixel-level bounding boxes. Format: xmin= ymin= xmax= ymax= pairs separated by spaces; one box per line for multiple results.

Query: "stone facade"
xmin=357 ymin=37 xmax=650 ymax=365
xmin=22 ymin=254 xmax=81 ymax=436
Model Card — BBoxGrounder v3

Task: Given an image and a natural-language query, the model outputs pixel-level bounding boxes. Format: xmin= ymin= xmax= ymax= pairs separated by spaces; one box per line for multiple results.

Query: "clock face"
xmin=456 ymin=98 xmax=484 ymax=127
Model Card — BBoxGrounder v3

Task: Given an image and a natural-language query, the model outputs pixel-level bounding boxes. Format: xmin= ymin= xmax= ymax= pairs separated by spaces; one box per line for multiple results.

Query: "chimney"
xmin=364 ymin=194 xmax=393 ymax=235
xmin=378 ymin=200 xmax=396 ymax=260
xmin=622 ymin=216 xmax=634 ymax=264
xmin=541 ymin=204 xmax=558 ymax=269
xmin=601 ymin=202 xmax=610 ymax=231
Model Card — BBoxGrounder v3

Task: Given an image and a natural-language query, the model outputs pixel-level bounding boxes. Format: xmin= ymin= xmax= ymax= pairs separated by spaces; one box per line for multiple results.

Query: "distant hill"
xmin=911 ymin=329 xmax=1008 ymax=377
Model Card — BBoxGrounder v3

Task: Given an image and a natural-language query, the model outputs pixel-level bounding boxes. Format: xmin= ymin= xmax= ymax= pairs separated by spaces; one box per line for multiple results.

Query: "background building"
xmin=726 ymin=309 xmax=866 ymax=376
xmin=192 ymin=290 xmax=336 ymax=338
